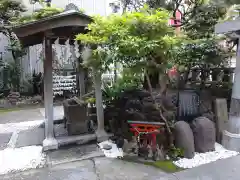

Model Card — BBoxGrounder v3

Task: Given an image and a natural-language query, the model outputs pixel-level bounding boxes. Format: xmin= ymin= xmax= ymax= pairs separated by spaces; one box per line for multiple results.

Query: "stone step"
xmin=56 ymin=133 xmax=97 ymax=147
xmin=47 ymin=144 xmax=104 ymax=166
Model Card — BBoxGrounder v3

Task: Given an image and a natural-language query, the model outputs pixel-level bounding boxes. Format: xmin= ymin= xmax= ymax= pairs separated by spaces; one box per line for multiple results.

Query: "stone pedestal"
xmin=222 ymin=130 xmax=240 ymax=152
xmin=222 ymin=115 xmax=240 ymax=152
xmin=43 ymin=137 xmax=58 ymax=151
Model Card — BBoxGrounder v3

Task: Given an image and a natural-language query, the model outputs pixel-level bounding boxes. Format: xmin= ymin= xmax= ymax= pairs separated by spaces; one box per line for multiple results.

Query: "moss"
xmin=144 ymin=160 xmax=184 ymax=173
xmin=0 ymin=108 xmax=23 ymax=114
xmin=122 ymin=156 xmax=184 ymax=173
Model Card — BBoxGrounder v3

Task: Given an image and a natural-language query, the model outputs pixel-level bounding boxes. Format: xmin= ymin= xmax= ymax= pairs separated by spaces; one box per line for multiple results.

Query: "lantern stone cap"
xmin=215 ymin=19 xmax=240 ymax=39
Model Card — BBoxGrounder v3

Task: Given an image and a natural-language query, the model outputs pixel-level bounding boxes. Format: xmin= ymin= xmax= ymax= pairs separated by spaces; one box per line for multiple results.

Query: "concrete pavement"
xmin=1 ymin=107 xmax=240 ymax=179
xmin=0 ymin=108 xmax=43 ymax=124
xmin=0 ymin=157 xmax=176 ymax=180
xmin=173 ymin=155 xmax=240 ymax=180
xmin=0 ymin=106 xmax=64 ymax=149
xmin=0 ymin=106 xmax=64 ymax=125
xmin=2 ymin=155 xmax=240 ymax=180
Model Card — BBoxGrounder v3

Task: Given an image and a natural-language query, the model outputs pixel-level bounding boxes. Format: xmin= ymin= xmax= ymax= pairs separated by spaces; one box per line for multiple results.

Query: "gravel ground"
xmin=173 ymin=143 xmax=239 ymax=169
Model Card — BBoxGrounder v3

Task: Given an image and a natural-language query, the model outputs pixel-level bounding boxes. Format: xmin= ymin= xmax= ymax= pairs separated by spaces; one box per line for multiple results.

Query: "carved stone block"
xmin=63 ymin=99 xmax=88 ymax=135
xmin=214 ymin=98 xmax=228 ymax=143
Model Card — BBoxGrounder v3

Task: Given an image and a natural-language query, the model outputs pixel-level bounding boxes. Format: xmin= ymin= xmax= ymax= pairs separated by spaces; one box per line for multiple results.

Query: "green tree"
xmin=77 ymin=7 xmax=178 ymax=145
xmin=0 ymin=0 xmax=26 ymax=24
xmin=183 ymin=4 xmax=226 ymax=39
xmin=171 ymin=38 xmax=229 ymax=73
xmin=166 ymin=1 xmax=230 ymax=79
xmin=118 ymin=0 xmax=230 ymax=80
xmin=0 ymin=0 xmax=26 ymax=92
xmin=119 ymin=0 xmax=210 ymax=27
xmin=0 ymin=0 xmax=26 ymax=36
xmin=13 ymin=6 xmax=63 ymax=25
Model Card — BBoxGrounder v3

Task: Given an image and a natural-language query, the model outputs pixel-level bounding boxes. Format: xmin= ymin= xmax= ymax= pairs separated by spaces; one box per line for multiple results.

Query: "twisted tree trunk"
xmin=145 ymin=70 xmax=174 ymax=147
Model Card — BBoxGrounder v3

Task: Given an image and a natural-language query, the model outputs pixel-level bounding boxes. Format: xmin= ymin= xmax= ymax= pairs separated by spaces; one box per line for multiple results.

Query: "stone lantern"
xmin=215 ymin=14 xmax=240 ymax=152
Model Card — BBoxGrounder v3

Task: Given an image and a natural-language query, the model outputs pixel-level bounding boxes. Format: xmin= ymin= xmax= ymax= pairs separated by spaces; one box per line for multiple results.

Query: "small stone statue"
xmin=191 ymin=116 xmax=216 ymax=153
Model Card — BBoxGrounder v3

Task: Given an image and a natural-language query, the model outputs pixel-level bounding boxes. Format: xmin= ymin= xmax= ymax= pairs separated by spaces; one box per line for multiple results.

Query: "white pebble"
xmin=173 ymin=143 xmax=239 ymax=169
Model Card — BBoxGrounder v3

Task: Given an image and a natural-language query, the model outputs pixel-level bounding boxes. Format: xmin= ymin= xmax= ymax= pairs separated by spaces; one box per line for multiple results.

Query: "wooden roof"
xmin=12 ymin=10 xmax=92 ymax=47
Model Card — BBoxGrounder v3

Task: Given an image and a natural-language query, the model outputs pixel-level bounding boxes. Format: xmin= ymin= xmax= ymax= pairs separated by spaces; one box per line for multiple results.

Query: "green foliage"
xmin=170 ymin=1 xmax=229 ymax=72
xmin=120 ymin=0 xmax=211 ymax=29
xmin=13 ymin=7 xmax=63 ymax=25
xmin=0 ymin=33 xmax=25 ymax=92
xmin=118 ymin=68 xmax=143 ymax=88
xmin=167 ymin=146 xmax=184 ymax=161
xmin=0 ymin=0 xmax=26 ymax=92
xmin=120 ymin=0 xmax=207 ymax=11
xmin=85 ymin=97 xmax=96 ymax=104
xmin=183 ymin=4 xmax=226 ymax=39
xmin=11 ymin=0 xmax=88 ymax=25
xmin=102 ymin=70 xmax=143 ymax=103
xmin=0 ymin=0 xmax=26 ymax=24
xmin=222 ymin=4 xmax=240 ymax=21
xmin=77 ymin=7 xmax=177 ymax=74
xmin=0 ymin=0 xmax=26 ymax=37
xmin=171 ymin=38 xmax=228 ymax=68
xmin=2 ymin=60 xmax=22 ymax=91
xmin=12 ymin=6 xmax=63 ymax=25
xmin=4 ymin=33 xmax=26 ymax=92
xmin=81 ymin=47 xmax=111 ymax=73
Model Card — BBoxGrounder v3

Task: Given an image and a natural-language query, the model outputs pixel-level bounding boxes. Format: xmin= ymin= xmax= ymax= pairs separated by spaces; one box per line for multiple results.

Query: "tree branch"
xmin=145 ymin=69 xmax=173 ymax=146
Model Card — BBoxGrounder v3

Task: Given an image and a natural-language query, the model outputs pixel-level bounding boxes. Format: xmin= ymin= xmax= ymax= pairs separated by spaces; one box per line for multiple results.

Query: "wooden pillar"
xmin=42 ymin=34 xmax=58 ymax=151
xmin=93 ymin=69 xmax=108 ymax=142
xmin=72 ymin=44 xmax=85 ymax=98
xmin=79 ymin=65 xmax=86 ymax=97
